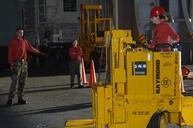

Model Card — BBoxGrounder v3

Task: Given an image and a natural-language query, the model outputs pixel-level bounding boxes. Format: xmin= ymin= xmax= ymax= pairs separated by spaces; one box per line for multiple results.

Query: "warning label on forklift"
xmin=133 ymin=61 xmax=147 ymax=75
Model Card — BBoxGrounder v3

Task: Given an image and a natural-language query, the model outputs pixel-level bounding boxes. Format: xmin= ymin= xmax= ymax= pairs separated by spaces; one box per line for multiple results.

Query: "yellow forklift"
xmin=79 ymin=4 xmax=111 ymax=65
xmin=65 ymin=30 xmax=193 ymax=128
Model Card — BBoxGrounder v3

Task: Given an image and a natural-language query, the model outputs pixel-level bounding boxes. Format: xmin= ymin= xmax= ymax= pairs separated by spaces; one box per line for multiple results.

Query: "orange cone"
xmin=81 ymin=58 xmax=88 ymax=86
xmin=89 ymin=60 xmax=97 ymax=86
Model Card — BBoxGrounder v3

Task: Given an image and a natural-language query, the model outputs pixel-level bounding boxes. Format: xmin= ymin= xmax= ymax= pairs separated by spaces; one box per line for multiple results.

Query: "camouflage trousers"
xmin=8 ymin=60 xmax=28 ymax=100
xmin=69 ymin=60 xmax=82 ymax=87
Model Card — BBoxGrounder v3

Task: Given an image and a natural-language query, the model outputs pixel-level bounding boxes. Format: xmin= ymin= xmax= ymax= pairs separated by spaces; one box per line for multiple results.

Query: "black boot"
xmin=71 ymin=84 xmax=74 ymax=88
xmin=18 ymin=98 xmax=27 ymax=105
xmin=6 ymin=99 xmax=12 ymax=106
xmin=78 ymin=84 xmax=84 ymax=88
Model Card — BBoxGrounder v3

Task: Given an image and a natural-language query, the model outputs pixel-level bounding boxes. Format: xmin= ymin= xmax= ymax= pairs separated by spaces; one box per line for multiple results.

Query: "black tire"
xmin=147 ymin=112 xmax=168 ymax=128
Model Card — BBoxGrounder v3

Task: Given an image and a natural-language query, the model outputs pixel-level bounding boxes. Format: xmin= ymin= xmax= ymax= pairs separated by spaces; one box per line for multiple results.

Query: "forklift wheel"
xmin=159 ymin=113 xmax=168 ymax=128
xmin=147 ymin=112 xmax=168 ymax=128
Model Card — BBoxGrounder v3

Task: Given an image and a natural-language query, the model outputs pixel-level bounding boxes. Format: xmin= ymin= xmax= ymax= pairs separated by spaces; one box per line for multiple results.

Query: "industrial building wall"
xmin=117 ymin=0 xmax=138 ymax=40
xmin=0 ymin=0 xmax=18 ymax=69
xmin=46 ymin=0 xmax=84 ymax=43
xmin=46 ymin=0 xmax=112 ymax=43
xmin=0 ymin=0 xmax=18 ymax=46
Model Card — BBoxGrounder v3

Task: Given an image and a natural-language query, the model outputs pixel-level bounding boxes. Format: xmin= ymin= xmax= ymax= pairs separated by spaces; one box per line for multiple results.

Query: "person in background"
xmin=148 ymin=6 xmax=180 ymax=51
xmin=69 ymin=40 xmax=83 ymax=88
xmin=7 ymin=27 xmax=47 ymax=106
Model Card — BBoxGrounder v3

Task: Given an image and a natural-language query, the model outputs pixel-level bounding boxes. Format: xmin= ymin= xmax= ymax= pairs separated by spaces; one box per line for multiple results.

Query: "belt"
xmin=14 ymin=59 xmax=26 ymax=62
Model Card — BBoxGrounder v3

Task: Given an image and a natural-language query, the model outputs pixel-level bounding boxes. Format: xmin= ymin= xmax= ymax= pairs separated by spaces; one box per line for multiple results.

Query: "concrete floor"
xmin=0 ymin=75 xmax=93 ymax=128
xmin=0 ymin=72 xmax=193 ymax=128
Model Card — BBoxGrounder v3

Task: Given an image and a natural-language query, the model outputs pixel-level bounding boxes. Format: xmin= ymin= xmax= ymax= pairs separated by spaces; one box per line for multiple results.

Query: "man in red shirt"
xmin=148 ymin=6 xmax=180 ymax=51
xmin=148 ymin=7 xmax=185 ymax=93
xmin=69 ymin=40 xmax=83 ymax=88
xmin=7 ymin=27 xmax=46 ymax=106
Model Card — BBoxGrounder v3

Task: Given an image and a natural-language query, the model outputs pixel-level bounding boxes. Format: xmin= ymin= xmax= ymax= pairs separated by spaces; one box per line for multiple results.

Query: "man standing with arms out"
xmin=69 ymin=40 xmax=83 ymax=88
xmin=7 ymin=27 xmax=46 ymax=106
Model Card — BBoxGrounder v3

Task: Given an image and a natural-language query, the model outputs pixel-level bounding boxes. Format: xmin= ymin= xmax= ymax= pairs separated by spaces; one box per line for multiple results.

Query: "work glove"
xmin=39 ymin=52 xmax=48 ymax=58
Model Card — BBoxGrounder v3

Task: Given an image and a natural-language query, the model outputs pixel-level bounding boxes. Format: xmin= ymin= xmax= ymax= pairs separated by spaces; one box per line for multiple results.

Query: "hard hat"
xmin=150 ymin=6 xmax=166 ymax=18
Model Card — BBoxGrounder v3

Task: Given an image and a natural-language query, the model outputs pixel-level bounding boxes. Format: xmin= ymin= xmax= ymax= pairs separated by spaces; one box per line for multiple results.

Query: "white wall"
xmin=46 ymin=0 xmax=93 ymax=24
xmin=45 ymin=0 xmax=97 ymax=42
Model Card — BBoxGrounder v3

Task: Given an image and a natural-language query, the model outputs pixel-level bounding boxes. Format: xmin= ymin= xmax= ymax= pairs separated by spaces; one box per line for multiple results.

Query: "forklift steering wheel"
xmin=154 ymin=43 xmax=173 ymax=52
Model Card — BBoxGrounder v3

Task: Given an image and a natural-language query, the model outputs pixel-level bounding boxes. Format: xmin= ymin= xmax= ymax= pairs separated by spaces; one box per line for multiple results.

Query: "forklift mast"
xmin=79 ymin=4 xmax=111 ymax=64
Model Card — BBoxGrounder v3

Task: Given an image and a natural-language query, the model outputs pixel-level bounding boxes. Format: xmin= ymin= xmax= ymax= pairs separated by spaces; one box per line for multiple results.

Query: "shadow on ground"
xmin=4 ymin=102 xmax=91 ymax=117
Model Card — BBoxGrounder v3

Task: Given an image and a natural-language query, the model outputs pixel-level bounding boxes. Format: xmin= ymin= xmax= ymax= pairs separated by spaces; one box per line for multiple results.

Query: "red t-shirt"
xmin=8 ymin=37 xmax=40 ymax=64
xmin=69 ymin=46 xmax=82 ymax=61
xmin=150 ymin=21 xmax=180 ymax=48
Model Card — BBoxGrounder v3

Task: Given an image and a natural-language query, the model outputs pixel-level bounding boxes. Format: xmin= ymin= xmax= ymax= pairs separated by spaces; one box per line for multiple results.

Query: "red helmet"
xmin=150 ymin=6 xmax=166 ymax=18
